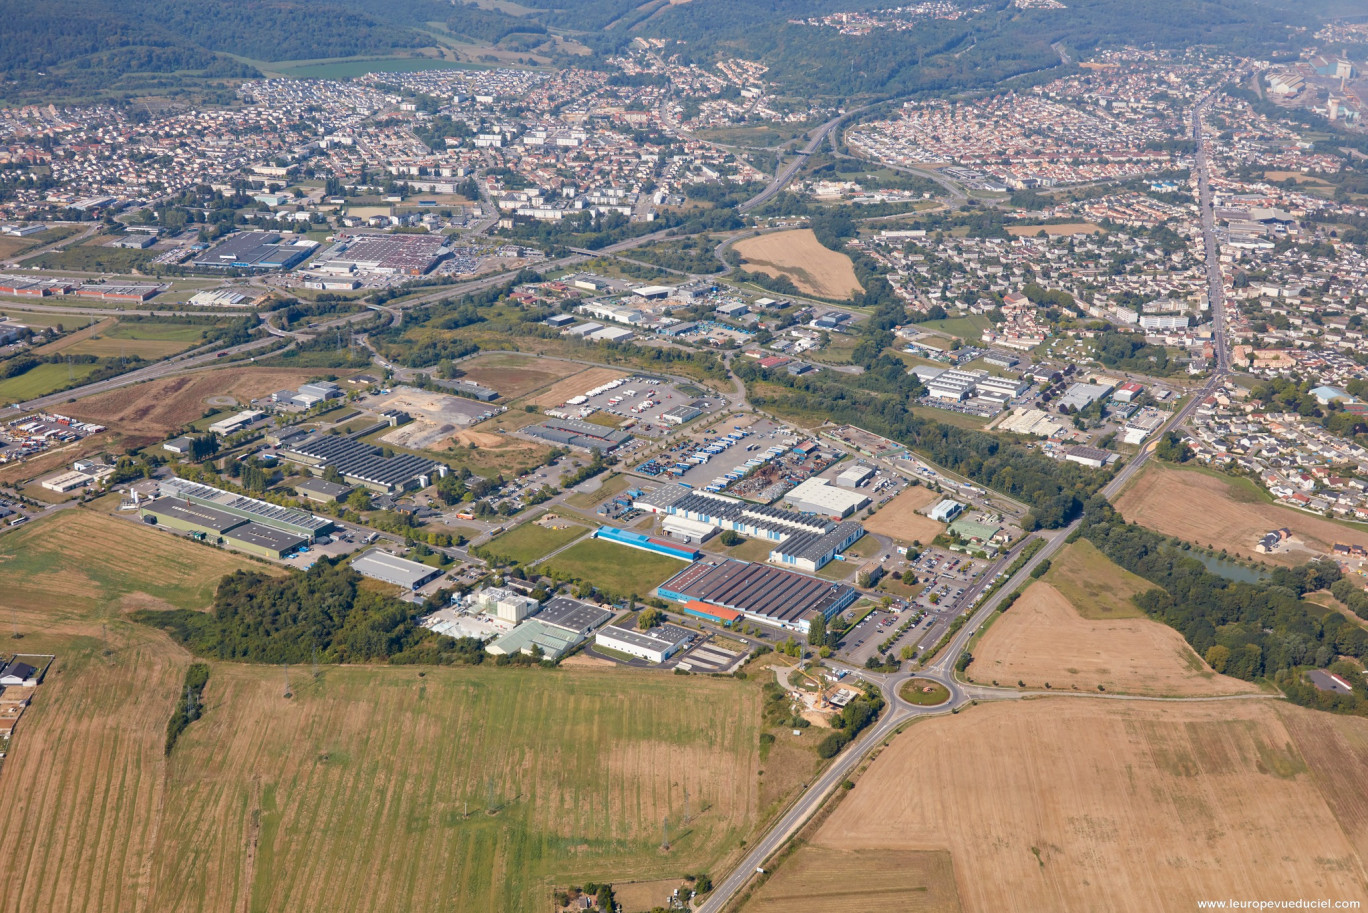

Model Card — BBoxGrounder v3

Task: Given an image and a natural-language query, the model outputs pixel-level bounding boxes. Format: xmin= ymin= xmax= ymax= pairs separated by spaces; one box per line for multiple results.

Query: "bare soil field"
xmin=814 ymin=699 xmax=1368 ymax=913
xmin=1005 ymin=222 xmax=1104 ymax=237
xmin=459 ymin=352 xmax=587 ymax=400
xmin=1114 ymin=463 xmax=1368 ymax=565
xmin=372 ymin=385 xmax=498 ymax=449
xmin=528 ymin=366 xmax=630 ymax=408
xmin=734 ymin=229 xmax=864 ymax=299
xmin=861 ymin=485 xmax=944 ymax=544
xmin=971 ymin=581 xmax=1256 ymax=696
xmin=744 ymin=846 xmax=961 ymax=913
xmin=66 ymin=368 xmax=349 ymax=439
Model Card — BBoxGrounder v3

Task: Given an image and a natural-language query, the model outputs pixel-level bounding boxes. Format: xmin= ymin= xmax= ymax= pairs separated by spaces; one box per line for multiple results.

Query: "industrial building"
xmin=486 ymin=620 xmax=583 ymax=660
xmin=291 ymin=477 xmax=352 ymax=503
xmin=661 ymin=514 xmax=719 ymax=544
xmin=485 ymin=596 xmax=612 ymax=659
xmin=208 ymin=409 xmax=267 ymax=436
xmin=192 ymin=231 xmax=317 ymax=271
xmin=278 ymin=434 xmax=445 ymax=493
xmin=836 ymin=465 xmax=875 ymax=488
xmin=1064 ymin=445 xmax=1112 ymax=468
xmin=1057 ymin=382 xmax=1114 ymax=412
xmin=309 ymin=233 xmax=449 ymax=277
xmin=929 ymin=499 xmax=964 ymax=523
xmin=139 ymin=496 xmax=309 ymax=559
xmin=657 ymin=558 xmax=858 ymax=634
xmin=271 ymin=380 xmax=342 ymax=410
xmin=40 ymin=470 xmax=94 ymax=493
xmin=473 ymin=586 xmax=540 ymax=623
xmin=535 ymin=596 xmax=613 ymax=636
xmin=768 ymin=521 xmax=865 ymax=573
xmin=635 ymin=483 xmax=864 ymax=571
xmin=783 ymin=478 xmax=871 ymax=519
xmin=593 ymin=526 xmax=700 ymax=561
xmin=595 ymin=623 xmax=695 ymax=663
xmin=351 ymin=549 xmax=443 ymax=590
xmin=518 ymin=417 xmax=632 ymax=453
xmin=159 ymin=477 xmax=333 ymax=540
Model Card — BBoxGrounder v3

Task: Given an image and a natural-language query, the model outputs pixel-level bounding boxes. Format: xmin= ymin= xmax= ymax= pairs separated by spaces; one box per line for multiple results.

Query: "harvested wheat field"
xmin=529 ymin=366 xmax=630 ymax=408
xmin=970 ymin=580 xmax=1256 ymax=696
xmin=459 ymin=352 xmax=587 ymax=401
xmin=0 ymin=508 xmax=266 ymax=630
xmin=66 ymin=367 xmax=351 ymax=439
xmin=1 ymin=661 xmax=770 ymax=913
xmin=744 ymin=846 xmax=961 ymax=913
xmin=1115 ymin=463 xmax=1368 ymax=565
xmin=861 ymin=485 xmax=944 ymax=544
xmin=1042 ymin=539 xmax=1150 ymax=620
xmin=735 ymin=229 xmax=864 ymax=299
xmin=0 ymin=509 xmax=794 ymax=913
xmin=811 ymin=699 xmax=1368 ymax=913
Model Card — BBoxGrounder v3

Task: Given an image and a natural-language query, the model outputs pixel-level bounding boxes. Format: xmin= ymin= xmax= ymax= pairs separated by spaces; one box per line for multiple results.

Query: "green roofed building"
xmin=948 ymin=517 xmax=1001 ymax=548
xmin=485 ymin=620 xmax=584 ymax=660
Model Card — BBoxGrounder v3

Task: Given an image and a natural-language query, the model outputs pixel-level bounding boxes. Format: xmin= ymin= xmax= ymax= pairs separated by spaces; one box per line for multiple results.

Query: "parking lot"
xmin=278 ymin=530 xmax=365 ymax=571
xmin=633 ymin=417 xmax=792 ymax=489
xmin=571 ymin=376 xmax=721 ymax=439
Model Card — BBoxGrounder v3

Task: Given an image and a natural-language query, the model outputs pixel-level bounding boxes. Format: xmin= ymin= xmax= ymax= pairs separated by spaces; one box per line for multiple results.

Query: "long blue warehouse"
xmin=594 ymin=526 xmax=700 ymax=561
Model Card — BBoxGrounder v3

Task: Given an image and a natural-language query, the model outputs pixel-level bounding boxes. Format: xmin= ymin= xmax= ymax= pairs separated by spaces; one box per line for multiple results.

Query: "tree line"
xmin=133 ymin=558 xmax=487 ymax=666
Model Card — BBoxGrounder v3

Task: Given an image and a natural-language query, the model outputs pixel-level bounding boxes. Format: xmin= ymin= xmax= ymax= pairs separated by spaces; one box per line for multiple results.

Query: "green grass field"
xmin=65 ymin=319 xmax=211 ymax=358
xmin=0 ymin=361 xmax=100 ymax=401
xmin=484 ymin=520 xmax=588 ymax=565
xmin=1043 ymin=539 xmax=1150 ymax=620
xmin=0 ymin=508 xmax=794 ymax=913
xmin=536 ymin=538 xmax=689 ymax=599
xmin=33 ymin=244 xmax=159 ymax=273
xmin=916 ymin=315 xmax=989 ymax=341
xmin=898 ymin=679 xmax=951 ymax=705
xmin=712 ymin=535 xmax=777 ymax=564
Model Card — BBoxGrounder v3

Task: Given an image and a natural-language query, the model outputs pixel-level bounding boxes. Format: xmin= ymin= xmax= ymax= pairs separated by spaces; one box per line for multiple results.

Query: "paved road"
xmin=697 ymin=93 xmax=1236 ymax=913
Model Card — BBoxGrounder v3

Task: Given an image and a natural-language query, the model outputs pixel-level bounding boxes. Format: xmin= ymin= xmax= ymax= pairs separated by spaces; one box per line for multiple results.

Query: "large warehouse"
xmin=351 ymin=549 xmax=443 ymax=590
xmin=782 ymin=478 xmax=870 ymax=519
xmin=657 ymin=558 xmax=858 ymax=634
xmin=279 ymin=434 xmax=445 ymax=494
xmin=159 ymin=477 xmax=333 ymax=540
xmin=139 ymin=496 xmax=308 ymax=559
xmin=309 ymin=233 xmax=449 ymax=276
xmin=192 ymin=231 xmax=317 ymax=271
xmin=595 ymin=623 xmax=695 ymax=663
xmin=635 ymin=483 xmax=863 ymax=571
xmin=519 ymin=418 xmax=632 ymax=453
